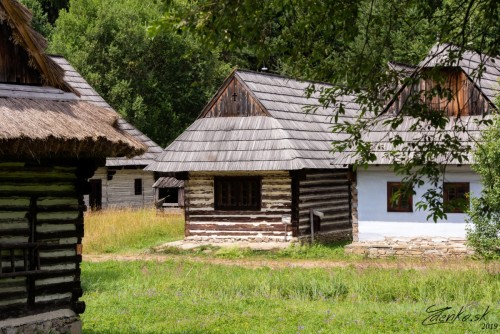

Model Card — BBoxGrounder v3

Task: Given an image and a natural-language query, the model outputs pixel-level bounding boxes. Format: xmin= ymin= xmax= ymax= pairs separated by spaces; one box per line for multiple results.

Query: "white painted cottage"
xmin=340 ymin=44 xmax=499 ymax=256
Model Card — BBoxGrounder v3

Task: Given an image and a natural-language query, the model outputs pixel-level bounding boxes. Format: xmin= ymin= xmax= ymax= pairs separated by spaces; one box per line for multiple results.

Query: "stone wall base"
xmin=0 ymin=309 xmax=81 ymax=334
xmin=299 ymin=229 xmax=353 ymax=244
xmin=345 ymin=237 xmax=474 ymax=258
xmin=185 ymin=235 xmax=298 ymax=243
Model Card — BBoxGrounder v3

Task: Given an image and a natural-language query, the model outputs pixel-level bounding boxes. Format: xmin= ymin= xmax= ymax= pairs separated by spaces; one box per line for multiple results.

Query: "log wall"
xmin=85 ymin=167 xmax=155 ymax=209
xmin=0 ymin=160 xmax=95 ymax=320
xmin=295 ymin=169 xmax=352 ymax=242
xmin=185 ymin=172 xmax=293 ymax=241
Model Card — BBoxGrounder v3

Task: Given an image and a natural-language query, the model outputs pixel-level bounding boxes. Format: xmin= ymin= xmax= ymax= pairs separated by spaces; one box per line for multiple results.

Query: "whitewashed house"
xmin=340 ymin=44 xmax=499 ymax=256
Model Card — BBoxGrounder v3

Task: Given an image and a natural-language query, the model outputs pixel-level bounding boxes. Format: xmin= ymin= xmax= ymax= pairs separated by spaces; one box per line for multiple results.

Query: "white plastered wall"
xmin=357 ymin=166 xmax=481 ymax=241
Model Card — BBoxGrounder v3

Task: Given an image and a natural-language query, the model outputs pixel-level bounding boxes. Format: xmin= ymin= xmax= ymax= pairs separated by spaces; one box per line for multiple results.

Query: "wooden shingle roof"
xmin=50 ymin=56 xmax=163 ymax=166
xmin=333 ymin=43 xmax=499 ymax=166
xmin=146 ymin=70 xmax=359 ymax=172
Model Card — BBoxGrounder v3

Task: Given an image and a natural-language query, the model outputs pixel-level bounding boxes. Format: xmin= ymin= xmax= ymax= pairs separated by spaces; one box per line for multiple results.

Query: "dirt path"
xmin=83 ymin=253 xmax=499 ymax=272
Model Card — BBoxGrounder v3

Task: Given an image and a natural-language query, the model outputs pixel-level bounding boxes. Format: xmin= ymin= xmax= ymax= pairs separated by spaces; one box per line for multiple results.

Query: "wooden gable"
xmin=201 ymin=75 xmax=269 ymax=118
xmin=0 ymin=21 xmax=43 ymax=85
xmin=390 ymin=68 xmax=494 ymax=116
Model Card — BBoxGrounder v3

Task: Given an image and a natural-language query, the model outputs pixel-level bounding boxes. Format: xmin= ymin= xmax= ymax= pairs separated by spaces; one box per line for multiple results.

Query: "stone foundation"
xmin=185 ymin=235 xmax=298 ymax=243
xmin=345 ymin=237 xmax=474 ymax=258
xmin=0 ymin=309 xmax=81 ymax=334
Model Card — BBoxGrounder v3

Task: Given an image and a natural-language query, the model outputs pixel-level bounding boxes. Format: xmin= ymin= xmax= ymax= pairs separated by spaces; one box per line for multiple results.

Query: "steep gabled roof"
xmin=0 ymin=0 xmax=145 ymax=159
xmin=146 ymin=70 xmax=359 ymax=172
xmin=50 ymin=56 xmax=163 ymax=166
xmin=0 ymin=0 xmax=72 ymax=91
xmin=420 ymin=43 xmax=500 ymax=106
xmin=333 ymin=43 xmax=499 ymax=166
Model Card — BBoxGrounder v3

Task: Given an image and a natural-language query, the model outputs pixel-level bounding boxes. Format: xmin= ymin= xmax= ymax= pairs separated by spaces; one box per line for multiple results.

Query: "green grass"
xmin=83 ymin=209 xmax=184 ymax=254
xmin=81 ymin=260 xmax=499 ymax=333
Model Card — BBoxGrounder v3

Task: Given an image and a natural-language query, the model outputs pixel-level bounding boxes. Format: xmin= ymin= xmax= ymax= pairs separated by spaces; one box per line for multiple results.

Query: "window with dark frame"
xmin=134 ymin=178 xmax=142 ymax=195
xmin=214 ymin=177 xmax=261 ymax=210
xmin=387 ymin=182 xmax=413 ymax=212
xmin=443 ymin=182 xmax=470 ymax=213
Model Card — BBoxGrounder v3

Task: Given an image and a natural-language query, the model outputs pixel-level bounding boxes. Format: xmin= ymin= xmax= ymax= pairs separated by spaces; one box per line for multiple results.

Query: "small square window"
xmin=214 ymin=177 xmax=261 ymax=210
xmin=387 ymin=182 xmax=413 ymax=212
xmin=134 ymin=178 xmax=142 ymax=195
xmin=443 ymin=182 xmax=469 ymax=213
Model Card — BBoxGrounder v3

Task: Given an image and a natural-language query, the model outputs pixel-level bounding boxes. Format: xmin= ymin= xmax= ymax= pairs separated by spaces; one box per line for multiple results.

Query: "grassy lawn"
xmin=81 ymin=209 xmax=499 ymax=333
xmin=83 ymin=209 xmax=183 ymax=254
xmin=81 ymin=260 xmax=499 ymax=334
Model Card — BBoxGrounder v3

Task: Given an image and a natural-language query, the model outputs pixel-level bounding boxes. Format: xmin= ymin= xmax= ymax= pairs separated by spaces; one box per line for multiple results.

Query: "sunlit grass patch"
xmin=81 ymin=260 xmax=500 ymax=333
xmin=83 ymin=208 xmax=184 ymax=254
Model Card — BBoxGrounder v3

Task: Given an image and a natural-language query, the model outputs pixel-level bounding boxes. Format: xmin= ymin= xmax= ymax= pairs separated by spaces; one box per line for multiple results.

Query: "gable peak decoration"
xmin=0 ymin=0 xmax=74 ymax=93
xmin=200 ymin=69 xmax=270 ymax=118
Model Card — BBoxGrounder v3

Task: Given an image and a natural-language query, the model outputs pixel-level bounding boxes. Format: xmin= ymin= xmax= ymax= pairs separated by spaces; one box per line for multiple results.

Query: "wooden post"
xmin=309 ymin=208 xmax=314 ymax=243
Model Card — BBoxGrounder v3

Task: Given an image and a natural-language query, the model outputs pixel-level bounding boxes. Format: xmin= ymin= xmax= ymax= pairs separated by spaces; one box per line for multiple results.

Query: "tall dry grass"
xmin=83 ymin=208 xmax=184 ymax=254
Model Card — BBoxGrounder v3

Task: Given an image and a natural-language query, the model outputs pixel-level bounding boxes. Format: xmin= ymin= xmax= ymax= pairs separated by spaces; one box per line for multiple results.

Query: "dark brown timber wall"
xmin=0 ymin=23 xmax=43 ymax=85
xmin=185 ymin=172 xmax=292 ymax=240
xmin=0 ymin=160 xmax=95 ymax=320
xmin=294 ymin=169 xmax=352 ymax=242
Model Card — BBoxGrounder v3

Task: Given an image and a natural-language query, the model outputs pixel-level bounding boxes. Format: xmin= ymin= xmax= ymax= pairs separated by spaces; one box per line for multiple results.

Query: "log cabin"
xmin=146 ymin=70 xmax=360 ymax=242
xmin=0 ymin=1 xmax=145 ymax=332
xmin=46 ymin=56 xmax=164 ymax=210
xmin=337 ymin=44 xmax=499 ymax=257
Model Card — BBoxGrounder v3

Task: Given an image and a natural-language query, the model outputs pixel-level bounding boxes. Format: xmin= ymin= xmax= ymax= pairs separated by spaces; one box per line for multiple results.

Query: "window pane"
xmin=214 ymin=177 xmax=261 ymax=210
xmin=387 ymin=182 xmax=413 ymax=212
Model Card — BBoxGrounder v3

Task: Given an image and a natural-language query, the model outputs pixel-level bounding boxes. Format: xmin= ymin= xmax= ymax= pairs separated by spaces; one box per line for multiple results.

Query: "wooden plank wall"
xmin=0 ymin=23 xmax=43 ymax=85
xmin=0 ymin=160 xmax=93 ymax=320
xmin=85 ymin=167 xmax=155 ymax=209
xmin=185 ymin=172 xmax=292 ymax=240
xmin=204 ymin=77 xmax=267 ymax=118
xmin=391 ymin=70 xmax=492 ymax=116
xmin=296 ymin=169 xmax=352 ymax=241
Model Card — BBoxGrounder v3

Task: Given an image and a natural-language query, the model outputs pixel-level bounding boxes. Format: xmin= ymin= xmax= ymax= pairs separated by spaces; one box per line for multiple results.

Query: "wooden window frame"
xmin=134 ymin=178 xmax=142 ymax=196
xmin=443 ymin=182 xmax=470 ymax=213
xmin=387 ymin=182 xmax=413 ymax=212
xmin=214 ymin=176 xmax=262 ymax=211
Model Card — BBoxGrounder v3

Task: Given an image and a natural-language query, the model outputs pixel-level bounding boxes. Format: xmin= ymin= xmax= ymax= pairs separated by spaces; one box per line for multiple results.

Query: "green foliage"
xmin=467 ymin=116 xmax=500 ymax=259
xmin=18 ymin=0 xmax=53 ymax=37
xmin=50 ymin=0 xmax=228 ymax=146
xmin=81 ymin=260 xmax=499 ymax=333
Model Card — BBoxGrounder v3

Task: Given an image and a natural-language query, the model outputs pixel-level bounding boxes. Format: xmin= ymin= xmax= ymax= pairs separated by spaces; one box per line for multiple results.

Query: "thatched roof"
xmin=0 ymin=0 xmax=145 ymax=159
xmin=146 ymin=70 xmax=358 ymax=172
xmin=0 ymin=85 xmax=145 ymax=158
xmin=0 ymin=0 xmax=72 ymax=92
xmin=51 ymin=56 xmax=163 ymax=166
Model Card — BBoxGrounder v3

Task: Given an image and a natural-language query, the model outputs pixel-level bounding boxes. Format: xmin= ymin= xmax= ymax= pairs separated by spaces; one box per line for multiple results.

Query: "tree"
xmin=18 ymin=0 xmax=53 ymax=37
xmin=49 ymin=0 xmax=228 ymax=146
xmin=466 ymin=115 xmax=500 ymax=259
xmin=151 ymin=0 xmax=499 ymax=222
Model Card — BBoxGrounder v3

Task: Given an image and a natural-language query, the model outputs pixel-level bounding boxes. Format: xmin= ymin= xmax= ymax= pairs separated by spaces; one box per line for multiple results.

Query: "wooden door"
xmin=89 ymin=179 xmax=102 ymax=210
